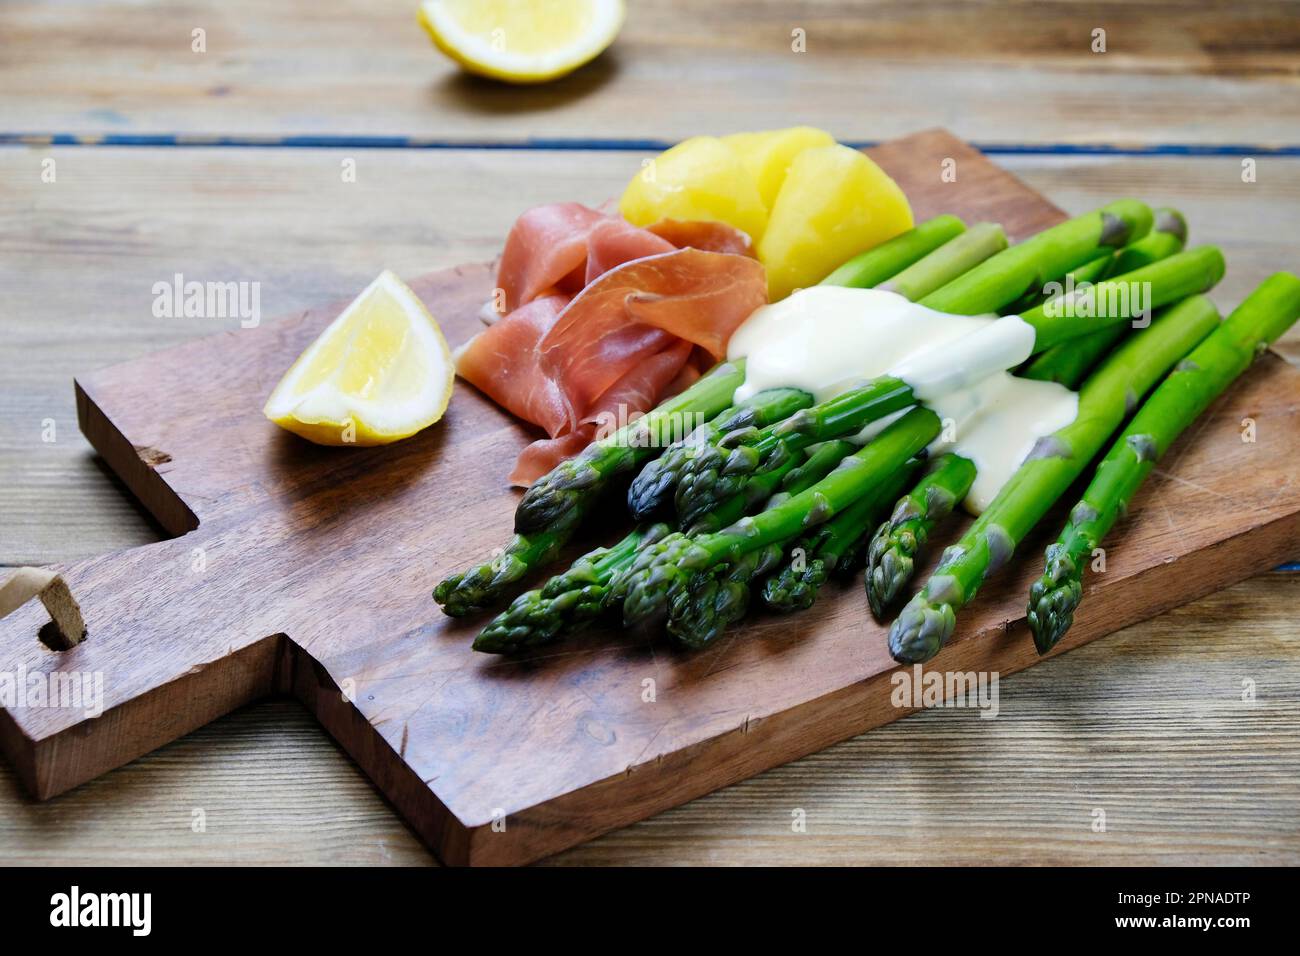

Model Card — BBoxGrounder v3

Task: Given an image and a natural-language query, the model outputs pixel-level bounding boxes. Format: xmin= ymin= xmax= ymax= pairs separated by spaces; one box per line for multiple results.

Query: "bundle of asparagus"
xmin=887 ymin=293 xmax=1223 ymax=663
xmin=617 ymin=248 xmax=1225 ymax=629
xmin=863 ymin=208 xmax=1190 ymax=620
xmin=434 ymin=199 xmax=1298 ymax=666
xmin=1027 ymin=273 xmax=1300 ymax=654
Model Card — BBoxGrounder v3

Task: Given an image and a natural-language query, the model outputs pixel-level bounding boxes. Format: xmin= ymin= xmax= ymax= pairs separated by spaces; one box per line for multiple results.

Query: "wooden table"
xmin=2 ymin=0 xmax=1298 ymax=866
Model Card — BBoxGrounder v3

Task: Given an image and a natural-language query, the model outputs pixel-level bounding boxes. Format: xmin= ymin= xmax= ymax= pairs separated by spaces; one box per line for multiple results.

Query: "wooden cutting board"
xmin=3 ymin=129 xmax=1298 ymax=866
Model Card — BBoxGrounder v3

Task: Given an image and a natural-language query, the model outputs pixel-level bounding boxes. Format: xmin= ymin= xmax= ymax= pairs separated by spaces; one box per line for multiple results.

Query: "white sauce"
xmin=730 ymin=287 xmax=987 ymax=404
xmin=727 ymin=286 xmax=1078 ymax=514
xmin=891 ymin=314 xmax=1036 ymax=400
xmin=928 ymin=373 xmax=1078 ymax=513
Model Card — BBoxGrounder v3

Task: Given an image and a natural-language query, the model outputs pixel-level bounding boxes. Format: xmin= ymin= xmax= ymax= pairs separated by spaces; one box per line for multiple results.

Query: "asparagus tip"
xmin=865 ymin=547 xmax=913 ymax=621
xmin=1026 ymin=547 xmax=1084 ymax=654
xmin=1154 ymin=207 xmax=1188 ymax=242
xmin=887 ymin=593 xmax=955 ymax=664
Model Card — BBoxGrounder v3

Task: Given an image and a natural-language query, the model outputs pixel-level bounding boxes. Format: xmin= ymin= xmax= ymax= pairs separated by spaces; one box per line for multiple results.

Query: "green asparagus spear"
xmin=919 ymin=200 xmax=1153 ymax=315
xmin=685 ymin=439 xmax=859 ymax=535
xmin=620 ymin=405 xmax=943 ymax=626
xmin=775 ymin=440 xmax=860 ymax=498
xmin=475 ymin=438 xmax=858 ymax=653
xmin=626 ymin=387 xmax=814 ymax=521
xmin=434 ymin=359 xmax=745 ymax=616
xmin=675 ymin=247 xmax=1226 ymax=525
xmin=1110 ymin=209 xmax=1188 ymax=275
xmin=818 ymin=215 xmax=967 ymax=288
xmin=864 ymin=452 xmax=978 ymax=618
xmin=667 ymin=544 xmax=786 ymax=648
xmin=432 ymin=511 xmax=584 ymax=619
xmin=514 ymin=359 xmax=746 ymax=533
xmin=664 ymin=440 xmax=867 ymax=645
xmin=763 ymin=459 xmax=920 ymax=613
xmin=1018 ymin=246 xmax=1222 ymax=349
xmin=888 ymin=294 xmax=1223 ymax=664
xmin=1019 ymin=208 xmax=1186 ymax=310
xmin=875 ymin=223 xmax=1009 ymax=302
xmin=471 ymin=524 xmax=668 ymax=653
xmin=1028 ymin=273 xmax=1300 ymax=654
xmin=1058 ymin=253 xmax=1119 ymax=289
xmin=1021 ymin=208 xmax=1188 ymax=384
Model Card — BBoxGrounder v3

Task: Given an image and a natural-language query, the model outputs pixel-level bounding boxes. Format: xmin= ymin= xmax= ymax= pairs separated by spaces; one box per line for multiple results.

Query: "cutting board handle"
xmin=0 ymin=568 xmax=86 ymax=650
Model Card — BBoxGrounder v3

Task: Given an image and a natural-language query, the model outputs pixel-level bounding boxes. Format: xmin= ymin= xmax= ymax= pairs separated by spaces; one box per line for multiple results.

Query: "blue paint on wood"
xmin=4 ymin=132 xmax=1300 ymax=157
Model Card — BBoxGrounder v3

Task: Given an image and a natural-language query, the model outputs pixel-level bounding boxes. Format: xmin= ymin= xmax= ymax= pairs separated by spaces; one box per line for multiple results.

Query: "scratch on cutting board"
xmin=1152 ymin=467 xmax=1234 ymax=502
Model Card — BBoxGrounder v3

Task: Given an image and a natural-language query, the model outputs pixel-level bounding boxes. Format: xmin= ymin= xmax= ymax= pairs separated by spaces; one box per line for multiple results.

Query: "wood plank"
xmin=2 ymin=1 xmax=1298 ymax=145
xmin=3 ymin=575 xmax=1295 ymax=866
xmin=2 ymin=144 xmax=1298 ymax=566
xmin=2 ymin=130 xmax=1298 ymax=865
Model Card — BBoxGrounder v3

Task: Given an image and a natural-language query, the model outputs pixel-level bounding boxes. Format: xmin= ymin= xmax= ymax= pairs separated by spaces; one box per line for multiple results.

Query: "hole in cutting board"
xmin=38 ymin=620 xmax=83 ymax=653
xmin=0 ymin=569 xmax=88 ymax=653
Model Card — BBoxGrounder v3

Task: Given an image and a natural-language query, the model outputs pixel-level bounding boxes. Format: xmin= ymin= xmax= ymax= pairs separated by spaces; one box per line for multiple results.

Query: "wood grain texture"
xmin=2 ymin=130 xmax=1298 ymax=865
xmin=3 ymin=575 xmax=1295 ymax=866
xmin=2 ymin=1 xmax=1298 ymax=145
xmin=2 ymin=144 xmax=1298 ymax=566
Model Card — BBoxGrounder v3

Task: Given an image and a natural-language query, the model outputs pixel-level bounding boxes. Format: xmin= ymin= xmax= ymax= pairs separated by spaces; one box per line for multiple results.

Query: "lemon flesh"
xmin=419 ymin=0 xmax=625 ymax=84
xmin=263 ymin=271 xmax=454 ymax=446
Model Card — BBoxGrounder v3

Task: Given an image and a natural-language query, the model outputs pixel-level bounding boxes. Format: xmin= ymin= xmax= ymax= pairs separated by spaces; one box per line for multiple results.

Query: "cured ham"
xmin=538 ymin=248 xmax=766 ymax=421
xmin=494 ymin=203 xmax=600 ymax=311
xmin=454 ymin=293 xmax=572 ymax=439
xmin=456 ymin=202 xmax=767 ymax=485
xmin=495 ymin=203 xmax=755 ymax=314
xmin=646 ymin=219 xmax=756 ymax=258
xmin=508 ymin=339 xmax=693 ymax=486
xmin=496 ymin=203 xmax=675 ymax=312
xmin=581 ymin=217 xmax=676 ymax=287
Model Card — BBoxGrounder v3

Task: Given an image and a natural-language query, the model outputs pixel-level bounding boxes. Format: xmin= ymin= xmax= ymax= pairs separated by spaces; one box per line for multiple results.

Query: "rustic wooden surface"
xmin=2 ymin=576 xmax=1295 ymax=866
xmin=3 ymin=1 xmax=1299 ymax=146
xmin=3 ymin=146 xmax=1298 ymax=565
xmin=2 ymin=129 xmax=1299 ymax=865
xmin=2 ymin=0 xmax=1299 ymax=865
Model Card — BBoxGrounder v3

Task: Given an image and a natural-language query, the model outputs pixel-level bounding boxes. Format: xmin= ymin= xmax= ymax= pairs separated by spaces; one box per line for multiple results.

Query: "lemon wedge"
xmin=418 ymin=0 xmax=625 ymax=84
xmin=264 ymin=270 xmax=454 ymax=447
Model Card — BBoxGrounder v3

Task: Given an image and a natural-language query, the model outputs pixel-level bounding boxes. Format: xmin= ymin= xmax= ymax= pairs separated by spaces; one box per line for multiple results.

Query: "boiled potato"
xmin=619 ymin=135 xmax=768 ymax=243
xmin=721 ymin=126 xmax=835 ymax=209
xmin=758 ymin=144 xmax=913 ymax=300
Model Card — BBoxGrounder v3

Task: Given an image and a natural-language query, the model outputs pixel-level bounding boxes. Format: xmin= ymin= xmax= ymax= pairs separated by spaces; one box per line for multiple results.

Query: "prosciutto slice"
xmin=458 ymin=203 xmax=768 ymax=485
xmin=538 ymin=248 xmax=766 ymax=423
xmin=508 ymin=339 xmax=693 ymax=486
xmin=646 ymin=219 xmax=756 ymax=258
xmin=581 ymin=217 xmax=676 ymax=286
xmin=497 ymin=203 xmax=675 ymax=311
xmin=495 ymin=204 xmax=755 ymax=312
xmin=455 ymin=293 xmax=572 ymax=439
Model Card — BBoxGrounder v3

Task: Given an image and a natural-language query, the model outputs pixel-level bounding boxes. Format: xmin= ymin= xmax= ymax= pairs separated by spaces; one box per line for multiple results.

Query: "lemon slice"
xmin=418 ymin=0 xmax=625 ymax=84
xmin=264 ymin=270 xmax=454 ymax=447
